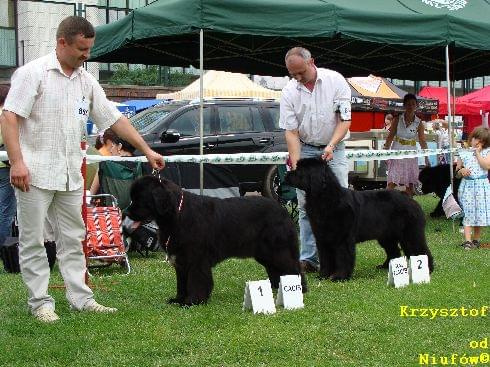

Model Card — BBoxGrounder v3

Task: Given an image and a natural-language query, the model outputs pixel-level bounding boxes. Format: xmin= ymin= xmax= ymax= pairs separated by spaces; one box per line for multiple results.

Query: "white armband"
xmin=335 ymin=99 xmax=351 ymax=121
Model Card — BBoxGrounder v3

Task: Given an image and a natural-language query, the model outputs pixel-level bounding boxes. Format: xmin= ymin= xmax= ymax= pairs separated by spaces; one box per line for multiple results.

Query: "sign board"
xmin=243 ymin=279 xmax=276 ymax=314
xmin=387 ymin=256 xmax=410 ymax=288
xmin=409 ymin=255 xmax=431 ymax=284
xmin=276 ymin=275 xmax=304 ymax=310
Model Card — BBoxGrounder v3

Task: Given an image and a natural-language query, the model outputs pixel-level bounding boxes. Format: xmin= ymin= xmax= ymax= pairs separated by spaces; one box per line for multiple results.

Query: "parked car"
xmin=129 ymin=98 xmax=286 ymax=198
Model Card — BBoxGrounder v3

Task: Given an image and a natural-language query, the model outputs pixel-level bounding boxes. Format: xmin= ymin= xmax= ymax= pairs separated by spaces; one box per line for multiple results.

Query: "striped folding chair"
xmin=85 ymin=194 xmax=131 ymax=275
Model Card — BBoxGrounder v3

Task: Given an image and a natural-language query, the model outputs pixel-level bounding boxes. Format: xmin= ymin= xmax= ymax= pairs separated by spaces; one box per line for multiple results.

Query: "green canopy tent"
xmin=91 ymin=0 xmax=490 ymax=80
xmin=91 ymin=0 xmax=490 ymax=192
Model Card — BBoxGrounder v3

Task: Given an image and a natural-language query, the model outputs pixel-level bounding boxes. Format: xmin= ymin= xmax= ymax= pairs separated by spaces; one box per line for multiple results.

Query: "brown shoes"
xmin=300 ymin=260 xmax=319 ymax=273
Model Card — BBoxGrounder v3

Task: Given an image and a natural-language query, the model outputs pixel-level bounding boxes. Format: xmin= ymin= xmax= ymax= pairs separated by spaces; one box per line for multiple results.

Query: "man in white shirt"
xmin=0 ymin=16 xmax=165 ymax=322
xmin=279 ymin=47 xmax=351 ymax=273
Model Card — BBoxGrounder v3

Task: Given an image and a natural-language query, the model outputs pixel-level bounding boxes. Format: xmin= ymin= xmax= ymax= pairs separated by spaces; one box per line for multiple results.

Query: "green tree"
xmin=108 ymin=64 xmax=197 ymax=86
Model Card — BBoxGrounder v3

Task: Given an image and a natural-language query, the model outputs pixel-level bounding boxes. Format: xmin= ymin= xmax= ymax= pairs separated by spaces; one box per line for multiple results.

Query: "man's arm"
xmin=0 ymin=111 xmax=30 ymax=191
xmin=109 ymin=116 xmax=165 ymax=170
xmin=322 ymin=117 xmax=351 ymax=161
xmin=285 ymin=129 xmax=301 ymax=170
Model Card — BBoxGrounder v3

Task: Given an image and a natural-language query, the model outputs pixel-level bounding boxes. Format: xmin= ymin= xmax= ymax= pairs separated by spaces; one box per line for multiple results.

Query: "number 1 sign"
xmin=243 ymin=279 xmax=276 ymax=314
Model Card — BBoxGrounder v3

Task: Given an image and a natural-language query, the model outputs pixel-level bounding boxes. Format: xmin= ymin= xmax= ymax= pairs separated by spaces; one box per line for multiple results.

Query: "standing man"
xmin=279 ymin=47 xmax=351 ymax=273
xmin=0 ymin=85 xmax=16 ymax=249
xmin=0 ymin=16 xmax=164 ymax=322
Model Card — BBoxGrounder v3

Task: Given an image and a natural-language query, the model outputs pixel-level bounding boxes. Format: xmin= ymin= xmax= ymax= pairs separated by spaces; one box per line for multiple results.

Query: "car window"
xmin=251 ymin=107 xmax=266 ymax=132
xmin=266 ymin=106 xmax=281 ymax=130
xmin=169 ymin=107 xmax=211 ymax=137
xmin=131 ymin=109 xmax=171 ymax=133
xmin=219 ymin=106 xmax=258 ymax=133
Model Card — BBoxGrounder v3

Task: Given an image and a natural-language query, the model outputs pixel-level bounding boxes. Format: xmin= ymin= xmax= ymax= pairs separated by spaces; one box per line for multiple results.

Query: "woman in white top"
xmin=383 ymin=93 xmax=430 ymax=197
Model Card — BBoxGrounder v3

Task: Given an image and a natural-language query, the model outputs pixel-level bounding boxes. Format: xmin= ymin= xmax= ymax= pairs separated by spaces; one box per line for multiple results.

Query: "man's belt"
xmin=394 ymin=136 xmax=416 ymax=146
xmin=300 ymin=140 xmax=327 ymax=148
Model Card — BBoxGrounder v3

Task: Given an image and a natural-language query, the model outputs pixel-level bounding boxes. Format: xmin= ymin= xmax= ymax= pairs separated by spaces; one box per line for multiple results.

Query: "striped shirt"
xmin=4 ymin=51 xmax=121 ymax=191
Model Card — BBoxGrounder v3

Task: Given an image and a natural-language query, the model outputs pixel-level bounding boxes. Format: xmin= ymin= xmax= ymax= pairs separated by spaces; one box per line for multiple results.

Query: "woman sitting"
xmin=90 ymin=131 xmax=148 ymax=210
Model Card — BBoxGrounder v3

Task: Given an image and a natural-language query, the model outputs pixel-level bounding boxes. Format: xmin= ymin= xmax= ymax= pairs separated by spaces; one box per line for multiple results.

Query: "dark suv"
xmin=130 ymin=99 xmax=286 ymax=198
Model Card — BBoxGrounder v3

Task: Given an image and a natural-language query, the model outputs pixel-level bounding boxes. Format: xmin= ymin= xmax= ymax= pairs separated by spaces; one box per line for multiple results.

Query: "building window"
xmin=0 ymin=0 xmax=16 ymax=67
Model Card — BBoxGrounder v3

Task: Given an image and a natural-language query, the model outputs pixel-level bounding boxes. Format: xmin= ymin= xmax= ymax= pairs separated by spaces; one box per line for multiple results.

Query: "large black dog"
xmin=126 ymin=176 xmax=307 ymax=306
xmin=285 ymin=158 xmax=434 ymax=281
xmin=418 ymin=164 xmax=461 ymax=217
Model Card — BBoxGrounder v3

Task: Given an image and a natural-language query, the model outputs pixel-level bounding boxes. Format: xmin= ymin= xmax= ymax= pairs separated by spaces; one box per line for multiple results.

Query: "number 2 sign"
xmin=409 ymin=255 xmax=431 ymax=284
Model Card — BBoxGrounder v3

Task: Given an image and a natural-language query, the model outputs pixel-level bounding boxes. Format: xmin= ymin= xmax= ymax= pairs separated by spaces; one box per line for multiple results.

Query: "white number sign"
xmin=243 ymin=279 xmax=276 ymax=314
xmin=276 ymin=275 xmax=304 ymax=310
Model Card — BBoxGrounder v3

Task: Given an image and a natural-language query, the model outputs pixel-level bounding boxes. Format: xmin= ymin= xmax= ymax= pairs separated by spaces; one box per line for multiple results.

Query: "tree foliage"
xmin=109 ymin=64 xmax=197 ymax=86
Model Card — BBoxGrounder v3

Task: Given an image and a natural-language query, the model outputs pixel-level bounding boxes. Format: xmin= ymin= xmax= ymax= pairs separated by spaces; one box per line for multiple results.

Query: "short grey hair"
xmin=285 ymin=47 xmax=312 ymax=63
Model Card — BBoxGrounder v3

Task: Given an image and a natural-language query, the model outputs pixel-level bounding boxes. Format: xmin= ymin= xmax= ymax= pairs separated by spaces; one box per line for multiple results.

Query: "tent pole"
xmin=199 ymin=28 xmax=204 ymax=195
xmin=445 ymin=45 xmax=455 ymax=192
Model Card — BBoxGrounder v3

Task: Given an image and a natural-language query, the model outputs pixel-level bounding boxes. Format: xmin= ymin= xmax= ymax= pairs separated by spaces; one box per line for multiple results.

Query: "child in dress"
xmin=456 ymin=126 xmax=490 ymax=249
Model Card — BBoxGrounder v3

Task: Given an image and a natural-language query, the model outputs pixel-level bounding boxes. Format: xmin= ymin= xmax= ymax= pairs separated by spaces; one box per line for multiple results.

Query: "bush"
xmin=108 ymin=64 xmax=197 ymax=86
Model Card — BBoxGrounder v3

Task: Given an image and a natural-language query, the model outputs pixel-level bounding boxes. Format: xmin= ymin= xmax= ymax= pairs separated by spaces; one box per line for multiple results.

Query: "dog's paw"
xmin=329 ymin=273 xmax=351 ymax=282
xmin=167 ymin=297 xmax=184 ymax=305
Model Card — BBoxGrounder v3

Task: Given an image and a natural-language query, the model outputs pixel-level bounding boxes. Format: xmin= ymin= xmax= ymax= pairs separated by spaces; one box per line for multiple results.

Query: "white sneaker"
xmin=82 ymin=301 xmax=117 ymax=313
xmin=33 ymin=306 xmax=60 ymax=323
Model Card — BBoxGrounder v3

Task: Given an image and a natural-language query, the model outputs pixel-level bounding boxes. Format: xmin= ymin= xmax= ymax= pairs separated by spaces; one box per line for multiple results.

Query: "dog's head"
xmin=284 ymin=157 xmax=341 ymax=196
xmin=126 ymin=175 xmax=181 ymax=225
xmin=418 ymin=164 xmax=451 ymax=195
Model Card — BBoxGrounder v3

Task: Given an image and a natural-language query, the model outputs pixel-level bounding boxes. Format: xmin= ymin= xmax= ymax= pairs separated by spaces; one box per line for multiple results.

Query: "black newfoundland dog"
xmin=126 ymin=176 xmax=307 ymax=306
xmin=285 ymin=158 xmax=434 ymax=281
xmin=418 ymin=164 xmax=461 ymax=217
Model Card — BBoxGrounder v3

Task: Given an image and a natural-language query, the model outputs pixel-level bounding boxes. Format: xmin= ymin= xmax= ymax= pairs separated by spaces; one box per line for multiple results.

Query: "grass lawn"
xmin=0 ymin=195 xmax=488 ymax=367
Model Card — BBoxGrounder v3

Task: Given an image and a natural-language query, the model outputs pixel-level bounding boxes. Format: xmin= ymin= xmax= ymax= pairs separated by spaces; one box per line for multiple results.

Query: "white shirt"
xmin=279 ymin=67 xmax=351 ymax=146
xmin=4 ymin=51 xmax=121 ymax=191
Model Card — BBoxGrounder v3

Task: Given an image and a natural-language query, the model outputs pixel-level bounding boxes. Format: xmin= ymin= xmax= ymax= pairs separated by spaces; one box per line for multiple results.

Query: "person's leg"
xmin=472 ymin=226 xmax=482 ymax=247
xmin=328 ymin=143 xmax=349 ymax=188
xmin=15 ymin=186 xmax=55 ymax=312
xmin=0 ymin=168 xmax=16 ymax=246
xmin=296 ymin=187 xmax=318 ymax=269
xmin=297 ymin=145 xmax=322 ymax=269
xmin=49 ymin=188 xmax=116 ymax=312
xmin=406 ymin=184 xmax=415 ymax=197
xmin=48 ymin=188 xmax=94 ymax=310
xmin=463 ymin=226 xmax=472 ymax=242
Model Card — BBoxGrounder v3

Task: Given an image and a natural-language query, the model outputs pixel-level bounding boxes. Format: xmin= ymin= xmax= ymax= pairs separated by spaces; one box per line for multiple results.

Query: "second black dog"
xmin=418 ymin=164 xmax=461 ymax=217
xmin=126 ymin=176 xmax=307 ymax=306
xmin=285 ymin=157 xmax=434 ymax=281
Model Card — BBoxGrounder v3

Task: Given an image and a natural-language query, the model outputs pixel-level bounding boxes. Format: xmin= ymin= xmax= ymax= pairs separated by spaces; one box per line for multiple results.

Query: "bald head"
xmin=285 ymin=47 xmax=316 ymax=84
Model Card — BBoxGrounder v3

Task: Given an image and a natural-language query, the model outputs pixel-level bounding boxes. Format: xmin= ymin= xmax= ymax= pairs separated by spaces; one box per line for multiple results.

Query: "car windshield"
xmin=130 ymin=102 xmax=185 ymax=133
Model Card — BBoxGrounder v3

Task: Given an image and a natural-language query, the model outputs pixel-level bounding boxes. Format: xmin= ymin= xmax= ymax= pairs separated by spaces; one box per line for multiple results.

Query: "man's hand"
xmin=321 ymin=145 xmax=335 ymax=161
xmin=10 ymin=160 xmax=30 ymax=192
xmin=145 ymin=149 xmax=165 ymax=170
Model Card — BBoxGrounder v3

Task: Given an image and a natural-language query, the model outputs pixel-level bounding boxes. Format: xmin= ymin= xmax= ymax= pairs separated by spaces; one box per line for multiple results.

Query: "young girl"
xmin=456 ymin=126 xmax=490 ymax=249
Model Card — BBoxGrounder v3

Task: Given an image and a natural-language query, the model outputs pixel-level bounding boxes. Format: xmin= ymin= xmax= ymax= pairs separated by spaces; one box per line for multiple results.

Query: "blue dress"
xmin=458 ymin=148 xmax=490 ymax=226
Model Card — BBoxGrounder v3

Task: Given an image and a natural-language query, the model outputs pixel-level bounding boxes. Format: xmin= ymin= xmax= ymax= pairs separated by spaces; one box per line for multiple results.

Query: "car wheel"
xmin=262 ymin=165 xmax=280 ymax=201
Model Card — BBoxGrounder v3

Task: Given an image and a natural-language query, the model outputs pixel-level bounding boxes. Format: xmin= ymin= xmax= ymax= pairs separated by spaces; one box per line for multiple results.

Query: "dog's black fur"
xmin=285 ymin=158 xmax=434 ymax=281
xmin=418 ymin=164 xmax=461 ymax=217
xmin=126 ymin=176 xmax=307 ymax=306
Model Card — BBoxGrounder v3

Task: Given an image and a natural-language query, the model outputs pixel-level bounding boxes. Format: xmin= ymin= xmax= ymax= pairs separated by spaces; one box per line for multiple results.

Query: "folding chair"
xmin=84 ymin=194 xmax=131 ymax=275
xmin=276 ymin=164 xmax=299 ymax=223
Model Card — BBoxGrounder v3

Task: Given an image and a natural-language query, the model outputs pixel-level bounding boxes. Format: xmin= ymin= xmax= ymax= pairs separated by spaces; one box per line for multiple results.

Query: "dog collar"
xmin=164 ymin=191 xmax=184 ymax=251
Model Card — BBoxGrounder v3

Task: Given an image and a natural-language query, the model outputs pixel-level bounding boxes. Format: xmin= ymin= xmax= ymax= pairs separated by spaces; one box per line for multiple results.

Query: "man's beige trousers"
xmin=15 ymin=186 xmax=94 ymax=313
